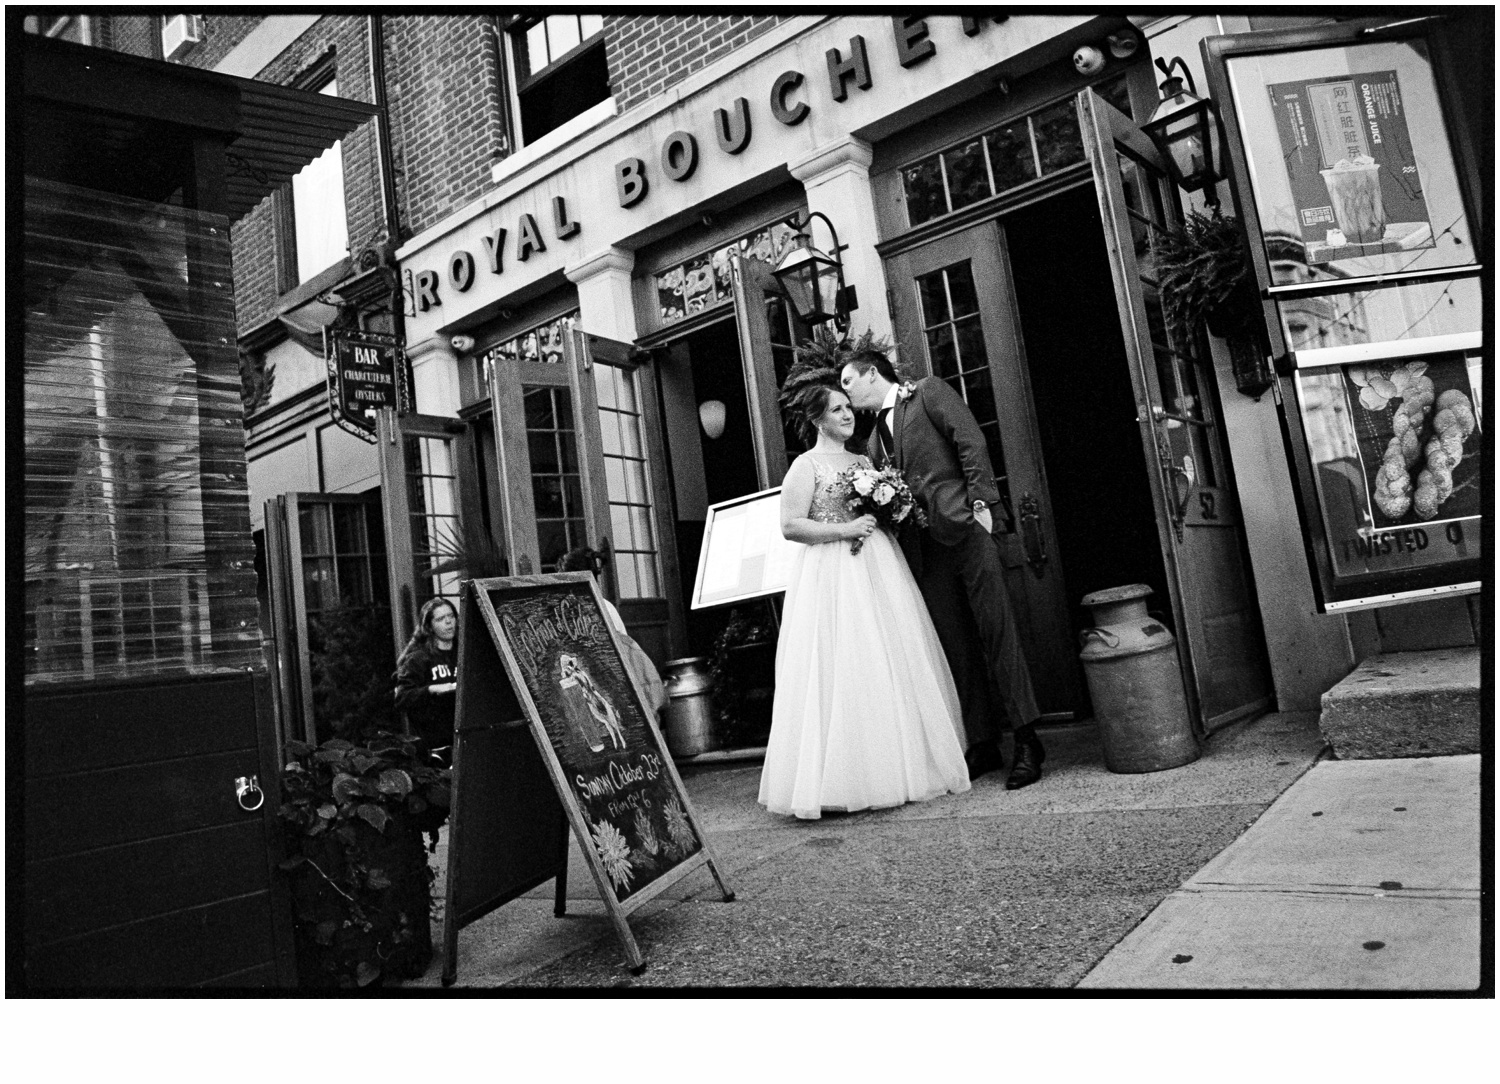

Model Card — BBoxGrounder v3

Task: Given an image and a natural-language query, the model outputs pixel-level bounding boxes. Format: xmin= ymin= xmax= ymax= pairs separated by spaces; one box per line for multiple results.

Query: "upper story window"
xmin=507 ymin=15 xmax=608 ymax=147
xmin=283 ymin=66 xmax=349 ymax=288
xmin=25 ymin=15 xmax=93 ymax=43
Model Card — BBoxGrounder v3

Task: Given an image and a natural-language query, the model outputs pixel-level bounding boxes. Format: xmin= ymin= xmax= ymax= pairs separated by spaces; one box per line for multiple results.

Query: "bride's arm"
xmin=780 ymin=459 xmax=871 ymax=545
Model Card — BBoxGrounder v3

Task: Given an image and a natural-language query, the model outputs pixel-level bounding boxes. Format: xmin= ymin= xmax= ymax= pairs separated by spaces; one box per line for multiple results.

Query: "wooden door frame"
xmin=730 ymin=252 xmax=790 ymax=489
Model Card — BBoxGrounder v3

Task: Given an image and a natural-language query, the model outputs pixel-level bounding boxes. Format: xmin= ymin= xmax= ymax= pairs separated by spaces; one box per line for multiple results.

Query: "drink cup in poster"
xmin=1319 ymin=157 xmax=1386 ymax=244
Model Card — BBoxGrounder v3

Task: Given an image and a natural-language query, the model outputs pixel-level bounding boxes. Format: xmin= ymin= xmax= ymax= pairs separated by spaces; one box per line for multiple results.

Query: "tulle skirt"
xmin=758 ymin=527 xmax=970 ymax=820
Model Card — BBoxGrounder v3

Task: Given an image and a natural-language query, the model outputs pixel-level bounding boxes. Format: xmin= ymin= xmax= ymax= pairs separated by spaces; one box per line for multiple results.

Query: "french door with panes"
xmin=1078 ymin=87 xmax=1272 ymax=729
xmin=487 ymin=329 xmax=682 ymax=664
xmin=376 ymin=409 xmax=485 ymax=649
xmin=885 ymin=222 xmax=1088 ymax=719
xmin=731 ymin=251 xmax=815 ymax=487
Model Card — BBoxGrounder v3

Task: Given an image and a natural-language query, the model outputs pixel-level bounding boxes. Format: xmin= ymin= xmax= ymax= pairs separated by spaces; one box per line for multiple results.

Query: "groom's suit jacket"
xmin=867 ymin=377 xmax=1001 ymax=547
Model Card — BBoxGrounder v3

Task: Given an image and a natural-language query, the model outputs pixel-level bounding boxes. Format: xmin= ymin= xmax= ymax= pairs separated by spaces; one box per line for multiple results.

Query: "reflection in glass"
xmin=1277 ymin=276 xmax=1479 ymax=352
xmin=945 ymin=140 xmax=990 ymax=212
xmin=903 ymin=157 xmax=947 ymax=225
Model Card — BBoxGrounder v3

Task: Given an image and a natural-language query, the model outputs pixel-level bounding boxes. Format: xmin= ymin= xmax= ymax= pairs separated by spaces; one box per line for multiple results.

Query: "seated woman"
xmin=393 ymin=597 xmax=458 ymax=765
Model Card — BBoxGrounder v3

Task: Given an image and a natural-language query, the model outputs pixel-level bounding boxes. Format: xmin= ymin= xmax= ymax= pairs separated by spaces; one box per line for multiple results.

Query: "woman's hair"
xmin=780 ymin=368 xmax=844 ymax=448
xmin=400 ymin=596 xmax=457 ymax=662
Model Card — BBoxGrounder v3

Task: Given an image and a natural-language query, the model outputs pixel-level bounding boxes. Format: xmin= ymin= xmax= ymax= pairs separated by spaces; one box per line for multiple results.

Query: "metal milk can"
xmin=661 ymin=656 xmax=716 ymax=758
xmin=1078 ymin=584 xmax=1200 ymax=773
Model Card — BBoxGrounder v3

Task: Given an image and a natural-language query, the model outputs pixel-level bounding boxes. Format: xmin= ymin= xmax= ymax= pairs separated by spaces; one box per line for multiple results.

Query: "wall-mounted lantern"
xmin=772 ymin=210 xmax=857 ymax=334
xmin=1142 ymin=56 xmax=1225 ymax=206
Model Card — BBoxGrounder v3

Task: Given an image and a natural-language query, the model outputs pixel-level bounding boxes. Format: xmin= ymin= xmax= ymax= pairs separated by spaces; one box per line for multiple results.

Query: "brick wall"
xmin=107 ymin=15 xmax=158 ymax=58
xmin=606 ymin=15 xmax=786 ymax=114
xmin=383 ymin=15 xmax=506 ymax=237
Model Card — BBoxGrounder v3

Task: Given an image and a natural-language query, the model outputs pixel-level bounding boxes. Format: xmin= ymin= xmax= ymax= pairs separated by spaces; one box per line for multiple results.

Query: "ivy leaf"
xmin=285 ymin=740 xmax=315 ymax=758
xmin=377 ymin=769 xmax=413 ymax=798
xmin=331 ymin=773 xmax=362 ymax=803
xmin=356 ymin=804 xmax=390 ymax=833
xmin=355 ymin=961 xmax=381 ymax=986
xmin=366 ymin=867 xmax=392 ymax=890
xmin=278 ymin=855 xmax=307 ymax=871
xmin=322 ymin=738 xmax=356 ymax=752
xmin=335 ymin=825 xmax=358 ymax=846
xmin=317 ymin=803 xmax=338 ymax=820
xmin=314 ymin=750 xmax=349 ymax=765
xmin=350 ymin=754 xmax=380 ymax=776
xmin=314 ymin=920 xmax=339 ymax=946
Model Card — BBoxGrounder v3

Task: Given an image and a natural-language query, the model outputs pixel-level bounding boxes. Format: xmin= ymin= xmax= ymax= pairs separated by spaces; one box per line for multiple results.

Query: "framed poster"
xmin=1203 ymin=17 xmax=1485 ymax=611
xmin=464 ymin=574 xmax=734 ymax=970
xmin=692 ymin=487 xmax=798 ymax=609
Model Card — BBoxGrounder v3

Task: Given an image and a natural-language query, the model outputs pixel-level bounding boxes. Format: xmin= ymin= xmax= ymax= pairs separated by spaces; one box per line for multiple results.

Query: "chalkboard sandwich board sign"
xmin=448 ymin=573 xmax=734 ymax=977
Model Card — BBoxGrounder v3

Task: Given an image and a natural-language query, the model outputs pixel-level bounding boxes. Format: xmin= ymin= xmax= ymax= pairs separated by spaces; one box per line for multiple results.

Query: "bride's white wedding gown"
xmin=758 ymin=454 xmax=971 ymax=820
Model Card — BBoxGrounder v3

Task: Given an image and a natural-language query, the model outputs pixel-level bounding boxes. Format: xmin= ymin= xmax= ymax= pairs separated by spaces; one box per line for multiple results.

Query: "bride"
xmin=758 ymin=363 xmax=970 ymax=820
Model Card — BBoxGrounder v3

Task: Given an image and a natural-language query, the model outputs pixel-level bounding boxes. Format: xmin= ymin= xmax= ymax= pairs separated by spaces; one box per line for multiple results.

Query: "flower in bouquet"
xmin=837 ymin=464 xmax=927 ymax=554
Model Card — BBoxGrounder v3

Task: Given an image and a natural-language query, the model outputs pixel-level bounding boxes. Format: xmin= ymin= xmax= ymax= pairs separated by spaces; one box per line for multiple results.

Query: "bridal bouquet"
xmin=837 ymin=464 xmax=926 ymax=554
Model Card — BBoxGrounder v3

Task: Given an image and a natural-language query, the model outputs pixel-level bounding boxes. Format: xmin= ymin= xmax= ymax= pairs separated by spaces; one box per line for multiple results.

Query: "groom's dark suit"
xmin=870 ymin=377 xmax=1039 ymax=748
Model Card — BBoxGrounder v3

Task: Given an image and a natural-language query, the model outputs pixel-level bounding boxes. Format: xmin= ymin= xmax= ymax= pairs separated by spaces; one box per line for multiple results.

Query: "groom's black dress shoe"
xmin=964 ymin=742 xmax=1005 ymax=780
xmin=1005 ymin=727 xmax=1046 ymax=790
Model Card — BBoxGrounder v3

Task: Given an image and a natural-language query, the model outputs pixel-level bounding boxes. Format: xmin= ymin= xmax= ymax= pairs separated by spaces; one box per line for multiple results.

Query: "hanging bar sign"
xmin=324 ymin=328 xmax=410 ymax=442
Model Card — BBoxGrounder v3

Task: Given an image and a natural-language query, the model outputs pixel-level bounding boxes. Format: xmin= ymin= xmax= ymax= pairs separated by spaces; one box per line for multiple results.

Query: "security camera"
xmin=450 ymin=334 xmax=476 ymax=353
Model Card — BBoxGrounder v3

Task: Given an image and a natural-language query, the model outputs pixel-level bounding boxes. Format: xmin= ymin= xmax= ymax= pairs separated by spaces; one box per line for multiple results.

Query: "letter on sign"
xmin=826 ymin=36 xmax=872 ymax=102
xmin=481 ymin=227 xmax=507 ymax=274
xmin=893 ymin=17 xmax=935 ymax=67
xmin=661 ymin=131 xmax=699 ymax=182
xmin=516 ymin=213 xmax=546 ymax=262
xmin=770 ymin=70 xmax=810 ymax=126
xmin=617 ymin=158 xmax=649 ymax=207
xmin=449 ymin=250 xmax=475 ymax=292
xmin=714 ymin=98 xmax=752 ymax=154
xmin=415 ymin=270 xmax=441 ymax=312
xmin=553 ymin=196 xmax=580 ymax=240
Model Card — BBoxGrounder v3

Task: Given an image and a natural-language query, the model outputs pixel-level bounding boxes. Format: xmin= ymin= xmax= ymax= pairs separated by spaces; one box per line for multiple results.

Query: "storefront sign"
xmin=449 ymin=574 xmax=733 ymax=971
xmin=411 ymin=17 xmax=1018 ymax=314
xmin=1268 ymin=70 xmax=1433 ymax=265
xmin=323 ymin=328 xmax=409 ymax=443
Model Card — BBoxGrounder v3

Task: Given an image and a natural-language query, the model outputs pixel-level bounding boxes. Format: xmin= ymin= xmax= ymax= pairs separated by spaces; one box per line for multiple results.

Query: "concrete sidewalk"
xmin=1078 ymin=754 xmax=1481 ymax=990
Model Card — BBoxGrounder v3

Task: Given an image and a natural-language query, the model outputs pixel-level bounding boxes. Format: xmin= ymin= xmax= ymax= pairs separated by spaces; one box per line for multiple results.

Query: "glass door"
xmin=1078 ymin=88 xmax=1272 ymax=729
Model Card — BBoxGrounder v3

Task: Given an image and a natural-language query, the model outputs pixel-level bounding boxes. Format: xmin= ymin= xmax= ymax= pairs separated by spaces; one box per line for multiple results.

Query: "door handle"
xmin=235 ymin=774 xmax=265 ymax=812
xmin=1018 ymin=493 xmax=1048 ymax=579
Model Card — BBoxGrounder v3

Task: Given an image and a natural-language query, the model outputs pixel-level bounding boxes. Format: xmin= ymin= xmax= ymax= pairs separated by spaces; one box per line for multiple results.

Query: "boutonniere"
xmin=895 ymin=381 xmax=917 ymax=402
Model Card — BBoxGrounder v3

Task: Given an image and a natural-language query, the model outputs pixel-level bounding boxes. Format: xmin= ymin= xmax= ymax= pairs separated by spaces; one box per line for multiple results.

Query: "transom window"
xmin=654 ymin=220 xmax=800 ymax=326
xmin=475 ymin=310 xmax=578 ymax=398
xmin=286 ymin=70 xmax=349 ymax=286
xmin=901 ymin=77 xmax=1131 ymax=228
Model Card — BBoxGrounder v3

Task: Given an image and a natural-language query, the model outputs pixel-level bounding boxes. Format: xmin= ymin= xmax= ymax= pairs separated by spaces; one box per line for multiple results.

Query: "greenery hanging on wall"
xmin=1154 ymin=207 xmax=1257 ymax=342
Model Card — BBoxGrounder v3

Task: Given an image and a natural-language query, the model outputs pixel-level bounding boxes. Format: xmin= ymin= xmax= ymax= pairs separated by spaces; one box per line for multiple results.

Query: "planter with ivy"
xmin=707 ymin=606 xmax=778 ymax=749
xmin=278 ymin=732 xmax=452 ymax=988
xmin=1155 ymin=207 xmax=1259 ymax=341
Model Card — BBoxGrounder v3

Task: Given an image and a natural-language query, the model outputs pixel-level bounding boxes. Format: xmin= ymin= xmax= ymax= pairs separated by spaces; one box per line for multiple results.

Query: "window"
xmin=900 ymin=76 xmax=1133 ymax=228
xmin=507 ymin=15 xmax=609 ymax=146
xmin=281 ymin=66 xmax=349 ymax=288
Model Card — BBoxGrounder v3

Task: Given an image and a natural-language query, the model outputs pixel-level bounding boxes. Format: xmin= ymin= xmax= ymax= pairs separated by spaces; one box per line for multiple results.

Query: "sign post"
xmin=443 ymin=573 xmax=734 ymax=981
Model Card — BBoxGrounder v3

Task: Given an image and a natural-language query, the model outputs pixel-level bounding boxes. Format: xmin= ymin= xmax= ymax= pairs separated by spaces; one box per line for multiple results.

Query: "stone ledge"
xmin=1320 ymin=647 xmax=1480 ymax=759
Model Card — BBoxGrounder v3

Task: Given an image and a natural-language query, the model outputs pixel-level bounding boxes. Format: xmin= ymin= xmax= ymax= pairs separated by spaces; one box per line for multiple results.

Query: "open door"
xmin=884 ymin=221 xmax=1089 ymax=719
xmin=377 ymin=409 xmax=485 ymax=650
xmin=731 ymin=251 xmax=815 ymax=488
xmin=563 ymin=328 xmax=685 ymax=666
xmin=1078 ymin=88 xmax=1273 ymax=730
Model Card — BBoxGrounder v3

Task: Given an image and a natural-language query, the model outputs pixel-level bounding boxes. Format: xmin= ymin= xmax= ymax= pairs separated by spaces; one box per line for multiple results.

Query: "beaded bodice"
xmin=805 ymin=454 xmax=869 ymax=524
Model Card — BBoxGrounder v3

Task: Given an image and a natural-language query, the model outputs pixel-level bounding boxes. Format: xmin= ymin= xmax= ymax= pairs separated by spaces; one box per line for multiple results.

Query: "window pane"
xmin=559 ymin=430 xmax=579 ymax=473
xmin=524 ymin=388 xmax=554 ymax=429
xmin=986 ymin=121 xmax=1037 ymax=192
xmin=533 ymin=476 xmax=564 ymax=517
xmin=916 ymin=269 xmax=950 ymax=324
xmin=954 ymin=318 xmax=989 ymax=373
xmin=599 ymin=411 xmax=622 ymax=456
xmin=629 ymin=505 xmax=656 ymax=552
xmin=1033 ymin=99 xmax=1085 ymax=174
xmin=332 ymin=502 xmax=364 ymax=555
xmin=903 ymin=156 xmax=947 ymax=226
xmin=528 ymin=431 xmax=559 ymax=473
xmin=944 ymin=139 xmax=990 ymax=212
xmin=926 ymin=325 xmax=958 ymax=378
xmin=592 ymin=363 xmax=617 ymax=408
xmin=580 ymin=14 xmax=603 ymax=39
xmin=946 ymin=264 xmax=980 ymax=318
xmin=615 ymin=553 xmax=639 ymax=597
xmin=547 ymin=15 xmax=581 ymax=60
xmin=292 ymin=138 xmax=348 ymax=282
xmin=525 ymin=21 xmax=548 ymax=75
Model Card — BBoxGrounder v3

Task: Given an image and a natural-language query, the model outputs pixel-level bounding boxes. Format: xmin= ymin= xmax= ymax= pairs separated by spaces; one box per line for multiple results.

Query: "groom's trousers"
xmin=916 ymin=522 xmax=1040 ymax=749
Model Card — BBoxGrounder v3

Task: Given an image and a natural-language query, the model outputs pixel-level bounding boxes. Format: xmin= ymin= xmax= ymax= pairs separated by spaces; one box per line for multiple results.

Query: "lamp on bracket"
xmin=1142 ymin=56 xmax=1225 ymax=207
xmin=771 ymin=210 xmax=858 ymax=335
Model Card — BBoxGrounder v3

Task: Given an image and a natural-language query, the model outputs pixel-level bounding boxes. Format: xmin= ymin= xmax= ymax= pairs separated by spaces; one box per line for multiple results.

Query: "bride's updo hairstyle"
xmin=779 ymin=362 xmax=842 ymax=448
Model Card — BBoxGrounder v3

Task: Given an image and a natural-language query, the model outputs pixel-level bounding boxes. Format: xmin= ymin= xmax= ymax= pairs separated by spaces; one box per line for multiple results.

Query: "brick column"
xmin=566 ymin=246 xmax=638 ymax=344
xmin=788 ymin=135 xmax=891 ymax=344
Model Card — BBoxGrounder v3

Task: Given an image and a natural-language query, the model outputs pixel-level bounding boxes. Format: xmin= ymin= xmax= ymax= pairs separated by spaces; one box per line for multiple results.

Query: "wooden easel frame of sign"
xmin=442 ymin=573 xmax=734 ymax=981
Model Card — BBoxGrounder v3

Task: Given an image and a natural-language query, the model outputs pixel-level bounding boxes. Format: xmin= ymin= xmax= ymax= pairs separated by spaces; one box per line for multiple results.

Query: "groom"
xmin=841 ymin=339 xmax=1045 ymax=789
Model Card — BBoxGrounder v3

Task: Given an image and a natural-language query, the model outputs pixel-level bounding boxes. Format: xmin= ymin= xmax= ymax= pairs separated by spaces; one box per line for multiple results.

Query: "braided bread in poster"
xmin=1414 ymin=389 xmax=1477 ymax=520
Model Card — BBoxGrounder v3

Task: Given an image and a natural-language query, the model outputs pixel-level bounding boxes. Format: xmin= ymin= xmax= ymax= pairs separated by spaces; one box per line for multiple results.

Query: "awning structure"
xmin=22 ymin=33 xmax=379 ymax=222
